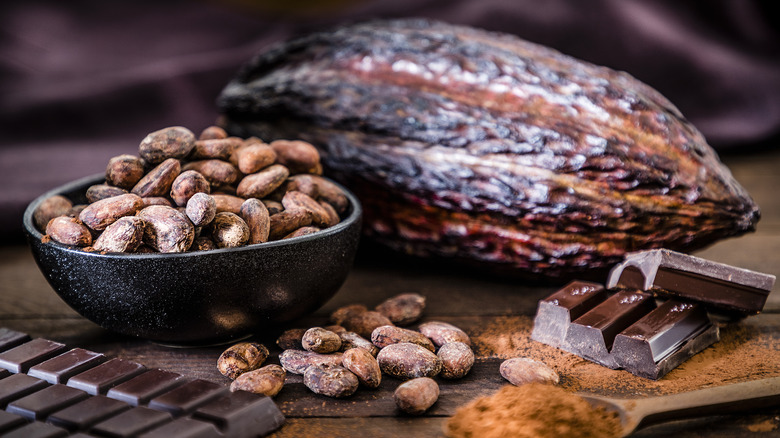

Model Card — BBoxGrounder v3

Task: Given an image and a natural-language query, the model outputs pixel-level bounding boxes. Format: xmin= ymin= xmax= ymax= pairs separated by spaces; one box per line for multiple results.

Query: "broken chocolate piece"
xmin=530 ymin=281 xmax=608 ymax=349
xmin=606 ymin=249 xmax=776 ymax=317
xmin=612 ymin=300 xmax=720 ymax=380
xmin=564 ymin=289 xmax=656 ymax=369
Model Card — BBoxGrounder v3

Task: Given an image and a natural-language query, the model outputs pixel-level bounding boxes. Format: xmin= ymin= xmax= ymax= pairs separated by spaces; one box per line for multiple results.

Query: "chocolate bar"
xmin=530 ymin=281 xmax=608 ymax=349
xmin=612 ymin=300 xmax=720 ymax=379
xmin=606 ymin=249 xmax=776 ymax=317
xmin=0 ymin=330 xmax=285 ymax=437
xmin=563 ymin=289 xmax=656 ymax=369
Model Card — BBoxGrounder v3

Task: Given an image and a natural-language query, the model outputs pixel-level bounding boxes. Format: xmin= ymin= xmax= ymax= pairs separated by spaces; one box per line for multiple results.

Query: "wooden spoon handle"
xmin=631 ymin=377 xmax=780 ymax=428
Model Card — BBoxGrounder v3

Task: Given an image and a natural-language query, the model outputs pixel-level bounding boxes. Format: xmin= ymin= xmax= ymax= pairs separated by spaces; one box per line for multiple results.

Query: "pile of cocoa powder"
xmin=444 ymin=383 xmax=621 ymax=438
xmin=470 ymin=315 xmax=780 ymax=396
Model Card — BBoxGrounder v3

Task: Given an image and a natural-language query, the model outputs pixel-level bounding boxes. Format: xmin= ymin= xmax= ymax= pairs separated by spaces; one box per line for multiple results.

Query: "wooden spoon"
xmin=581 ymin=377 xmax=780 ymax=437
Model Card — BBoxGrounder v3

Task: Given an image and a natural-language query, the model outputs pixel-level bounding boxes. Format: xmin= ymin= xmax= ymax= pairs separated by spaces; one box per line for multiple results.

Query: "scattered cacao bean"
xmin=339 ymin=331 xmax=379 ymax=357
xmin=279 ymin=350 xmax=343 ymax=375
xmin=437 ymin=342 xmax=475 ymax=379
xmin=217 ymin=342 xmax=270 ymax=380
xmin=79 ymin=193 xmax=143 ymax=231
xmin=139 ymin=126 xmax=196 ymax=164
xmin=340 ymin=311 xmax=394 ymax=339
xmin=239 ymin=198 xmax=270 ymax=244
xmin=45 ymin=216 xmax=92 ymax=247
xmin=499 ymin=357 xmax=559 ymax=386
xmin=276 ymin=328 xmax=306 ymax=350
xmin=303 ymin=364 xmax=358 ymax=398
xmin=418 ymin=321 xmax=471 ymax=347
xmin=301 ymin=327 xmax=342 ymax=354
xmin=86 ymin=184 xmax=128 ymax=203
xmin=209 ymin=212 xmax=250 ymax=248
xmin=132 ymin=158 xmax=181 ymax=198
xmin=105 ymin=154 xmax=146 ymax=189
xmin=230 ymin=364 xmax=286 ymax=397
xmin=137 ymin=205 xmax=194 ymax=253
xmin=371 ymin=325 xmax=435 ymax=352
xmin=34 ymin=195 xmax=73 ymax=231
xmin=394 ymin=377 xmax=439 ymax=415
xmin=185 ymin=193 xmax=217 ymax=226
xmin=330 ymin=305 xmax=368 ymax=325
xmin=237 ymin=164 xmax=289 ymax=198
xmin=170 ymin=170 xmax=210 ymax=206
xmin=375 ymin=293 xmax=426 ymax=326
xmin=269 ymin=140 xmax=322 ymax=175
xmin=341 ymin=347 xmax=381 ymax=389
xmin=93 ymin=216 xmax=145 ymax=253
xmin=377 ymin=342 xmax=442 ymax=379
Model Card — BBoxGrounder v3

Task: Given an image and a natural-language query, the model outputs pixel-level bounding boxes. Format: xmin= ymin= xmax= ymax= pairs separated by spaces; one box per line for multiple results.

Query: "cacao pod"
xmin=217 ymin=19 xmax=759 ymax=278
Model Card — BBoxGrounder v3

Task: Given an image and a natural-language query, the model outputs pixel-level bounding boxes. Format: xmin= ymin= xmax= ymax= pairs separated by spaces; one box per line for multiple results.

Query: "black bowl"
xmin=23 ymin=174 xmax=362 ymax=345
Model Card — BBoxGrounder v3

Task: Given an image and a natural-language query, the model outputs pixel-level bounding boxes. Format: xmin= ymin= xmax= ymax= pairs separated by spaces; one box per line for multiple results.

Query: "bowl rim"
xmin=23 ymin=172 xmax=363 ymax=259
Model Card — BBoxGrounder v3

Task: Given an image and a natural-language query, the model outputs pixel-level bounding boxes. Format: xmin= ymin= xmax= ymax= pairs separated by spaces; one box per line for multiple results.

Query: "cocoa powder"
xmin=471 ymin=315 xmax=780 ymax=396
xmin=444 ymin=383 xmax=621 ymax=438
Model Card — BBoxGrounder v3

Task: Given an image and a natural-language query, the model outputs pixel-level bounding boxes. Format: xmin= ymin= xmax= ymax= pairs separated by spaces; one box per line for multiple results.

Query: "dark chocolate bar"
xmin=0 ymin=328 xmax=285 ymax=437
xmin=606 ymin=249 xmax=776 ymax=317
xmin=563 ymin=289 xmax=656 ymax=369
xmin=612 ymin=300 xmax=720 ymax=379
xmin=530 ymin=281 xmax=608 ymax=349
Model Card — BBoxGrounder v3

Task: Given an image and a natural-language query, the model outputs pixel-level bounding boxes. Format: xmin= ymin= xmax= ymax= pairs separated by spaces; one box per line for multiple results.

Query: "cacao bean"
xmin=66 ymin=204 xmax=87 ymax=218
xmin=105 ymin=154 xmax=145 ymax=189
xmin=301 ymin=327 xmax=342 ymax=354
xmin=79 ymin=193 xmax=143 ymax=231
xmin=339 ymin=331 xmax=379 ymax=357
xmin=303 ymin=364 xmax=358 ymax=398
xmin=375 ymin=293 xmax=426 ymax=326
xmin=283 ymin=226 xmax=321 ymax=239
xmin=185 ymin=193 xmax=217 ymax=227
xmin=139 ymin=126 xmax=195 ymax=164
xmin=499 ymin=357 xmax=559 ymax=386
xmin=170 ymin=170 xmax=210 ymax=206
xmin=234 ymin=143 xmax=276 ymax=174
xmin=330 ymin=304 xmax=368 ymax=325
xmin=137 ymin=205 xmax=194 ymax=253
xmin=286 ymin=174 xmax=318 ymax=198
xmin=236 ymin=164 xmax=289 ymax=199
xmin=268 ymin=209 xmax=312 ymax=241
xmin=211 ymin=193 xmax=245 ymax=214
xmin=276 ymin=328 xmax=306 ymax=350
xmin=394 ymin=377 xmax=439 ymax=415
xmin=131 ymin=158 xmax=181 ymax=198
xmin=190 ymin=236 xmax=217 ymax=251
xmin=323 ymin=325 xmax=347 ymax=334
xmin=341 ymin=347 xmax=381 ymax=389
xmin=269 ymin=139 xmax=322 ymax=175
xmin=371 ymin=325 xmax=435 ymax=352
xmin=217 ymin=342 xmax=269 ymax=380
xmin=230 ymin=364 xmax=286 ymax=397
xmin=86 ymin=184 xmax=128 ymax=203
xmin=199 ymin=125 xmax=228 ymax=140
xmin=340 ymin=311 xmax=393 ymax=340
xmin=141 ymin=197 xmax=173 ymax=208
xmin=191 ymin=137 xmax=243 ymax=160
xmin=46 ymin=216 xmax=92 ymax=247
xmin=209 ymin=212 xmax=250 ymax=248
xmin=281 ymin=191 xmax=331 ymax=227
xmin=437 ymin=342 xmax=474 ymax=379
xmin=308 ymin=175 xmax=349 ymax=215
xmin=319 ymin=201 xmax=341 ymax=227
xmin=279 ymin=349 xmax=343 ymax=375
xmin=418 ymin=321 xmax=471 ymax=347
xmin=377 ymin=342 xmax=441 ymax=379
xmin=34 ymin=195 xmax=73 ymax=232
xmin=93 ymin=216 xmax=145 ymax=253
xmin=239 ymin=198 xmax=270 ymax=244
xmin=183 ymin=159 xmax=241 ymax=187
xmin=262 ymin=200 xmax=284 ymax=215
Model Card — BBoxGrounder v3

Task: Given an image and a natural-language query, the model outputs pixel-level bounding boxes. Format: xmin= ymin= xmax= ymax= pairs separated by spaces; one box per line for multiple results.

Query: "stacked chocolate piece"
xmin=531 ymin=249 xmax=776 ymax=380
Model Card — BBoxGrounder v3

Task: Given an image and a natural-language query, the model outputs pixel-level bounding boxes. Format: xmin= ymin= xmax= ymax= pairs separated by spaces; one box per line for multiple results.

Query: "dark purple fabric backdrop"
xmin=2 ymin=0 xmax=778 ymax=241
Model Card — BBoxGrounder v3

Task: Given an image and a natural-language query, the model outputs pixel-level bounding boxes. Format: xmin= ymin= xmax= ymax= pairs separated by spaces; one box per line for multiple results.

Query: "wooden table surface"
xmin=1 ymin=148 xmax=779 ymax=437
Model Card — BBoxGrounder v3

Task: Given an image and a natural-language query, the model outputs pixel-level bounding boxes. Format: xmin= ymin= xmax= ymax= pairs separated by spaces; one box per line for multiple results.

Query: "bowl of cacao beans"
xmin=22 ymin=126 xmax=362 ymax=345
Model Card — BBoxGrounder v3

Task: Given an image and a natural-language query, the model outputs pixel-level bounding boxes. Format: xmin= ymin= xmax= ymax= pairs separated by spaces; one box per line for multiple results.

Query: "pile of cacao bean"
xmin=216 ymin=293 xmax=476 ymax=415
xmin=34 ymin=125 xmax=349 ymax=253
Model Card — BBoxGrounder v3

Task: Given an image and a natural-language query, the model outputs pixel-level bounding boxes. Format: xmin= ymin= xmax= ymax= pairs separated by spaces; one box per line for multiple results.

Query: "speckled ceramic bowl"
xmin=23 ymin=174 xmax=362 ymax=345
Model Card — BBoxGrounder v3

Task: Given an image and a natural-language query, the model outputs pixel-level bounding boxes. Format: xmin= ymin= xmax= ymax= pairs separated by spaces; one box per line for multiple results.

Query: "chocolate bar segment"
xmin=47 ymin=395 xmax=131 ymax=431
xmin=147 ymin=379 xmax=227 ymax=416
xmin=530 ymin=281 xmax=608 ymax=349
xmin=0 ymin=329 xmax=30 ymax=353
xmin=138 ymin=417 xmax=220 ymax=438
xmin=612 ymin=300 xmax=720 ymax=380
xmin=28 ymin=349 xmax=106 ymax=384
xmin=67 ymin=358 xmax=146 ymax=395
xmin=564 ymin=289 xmax=656 ymax=369
xmin=107 ymin=369 xmax=184 ymax=406
xmin=5 ymin=384 xmax=88 ymax=420
xmin=90 ymin=406 xmax=173 ymax=437
xmin=193 ymin=390 xmax=286 ymax=437
xmin=0 ymin=339 xmax=66 ymax=373
xmin=606 ymin=249 xmax=776 ymax=317
xmin=0 ymin=421 xmax=68 ymax=438
xmin=0 ymin=373 xmax=49 ymax=407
